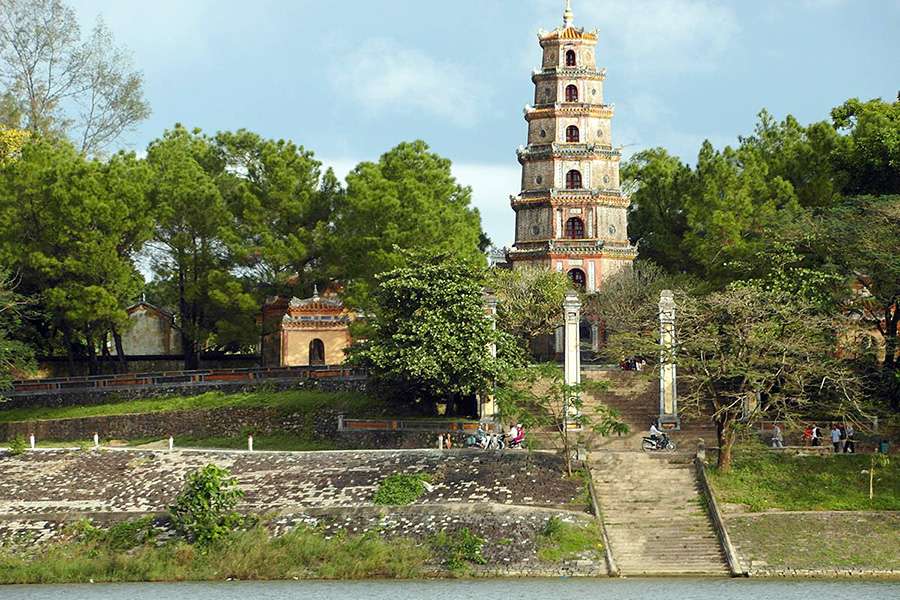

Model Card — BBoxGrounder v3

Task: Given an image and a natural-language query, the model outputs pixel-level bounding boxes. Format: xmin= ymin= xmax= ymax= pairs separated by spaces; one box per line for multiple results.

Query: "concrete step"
xmin=589 ymin=450 xmax=729 ymax=577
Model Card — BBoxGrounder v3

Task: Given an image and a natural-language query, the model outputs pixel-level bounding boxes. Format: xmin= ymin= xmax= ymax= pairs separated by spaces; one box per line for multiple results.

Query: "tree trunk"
xmin=716 ymin=415 xmax=736 ymax=472
xmin=62 ymin=328 xmax=77 ymax=377
xmin=85 ymin=329 xmax=99 ymax=376
xmin=112 ymin=327 xmax=127 ymax=374
xmin=883 ymin=305 xmax=898 ymax=411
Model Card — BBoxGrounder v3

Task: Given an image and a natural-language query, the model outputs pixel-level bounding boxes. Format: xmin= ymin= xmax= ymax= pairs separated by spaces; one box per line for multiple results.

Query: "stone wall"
xmin=0 ymin=403 xmax=471 ymax=449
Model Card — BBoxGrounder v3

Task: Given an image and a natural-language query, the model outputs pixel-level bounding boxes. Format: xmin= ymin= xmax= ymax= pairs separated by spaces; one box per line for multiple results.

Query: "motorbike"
xmin=642 ymin=434 xmax=676 ymax=453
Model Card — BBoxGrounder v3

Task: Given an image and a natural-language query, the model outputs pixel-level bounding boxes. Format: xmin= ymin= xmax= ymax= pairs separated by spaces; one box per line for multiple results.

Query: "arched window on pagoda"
xmin=566 ymin=50 xmax=577 ymax=67
xmin=565 ymin=85 xmax=579 ymax=102
xmin=568 ymin=268 xmax=586 ymax=289
xmin=566 ymin=169 xmax=583 ymax=189
xmin=566 ymin=125 xmax=580 ymax=143
xmin=309 ymin=339 xmax=325 ymax=366
xmin=565 ymin=217 xmax=585 ymax=239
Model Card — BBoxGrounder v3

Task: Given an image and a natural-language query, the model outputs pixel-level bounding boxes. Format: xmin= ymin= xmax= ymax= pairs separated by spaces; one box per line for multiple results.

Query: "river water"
xmin=1 ymin=579 xmax=897 ymax=600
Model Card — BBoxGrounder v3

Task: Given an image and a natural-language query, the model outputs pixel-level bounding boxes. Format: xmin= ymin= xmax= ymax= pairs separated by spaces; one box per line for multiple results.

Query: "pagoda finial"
xmin=563 ymin=0 xmax=574 ymax=28
xmin=312 ymin=284 xmax=320 ymax=300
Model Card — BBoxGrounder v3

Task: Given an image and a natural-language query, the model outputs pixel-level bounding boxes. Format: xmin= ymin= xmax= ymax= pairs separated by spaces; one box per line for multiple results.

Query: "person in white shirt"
xmin=831 ymin=425 xmax=842 ymax=453
xmin=772 ymin=424 xmax=784 ymax=448
xmin=649 ymin=421 xmax=666 ymax=448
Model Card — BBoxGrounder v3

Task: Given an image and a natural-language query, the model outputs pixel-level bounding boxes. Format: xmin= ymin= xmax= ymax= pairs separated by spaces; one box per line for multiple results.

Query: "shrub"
xmin=432 ymin=528 xmax=487 ymax=571
xmin=373 ymin=473 xmax=430 ymax=506
xmin=6 ymin=435 xmax=26 ymax=456
xmin=169 ymin=464 xmax=244 ymax=546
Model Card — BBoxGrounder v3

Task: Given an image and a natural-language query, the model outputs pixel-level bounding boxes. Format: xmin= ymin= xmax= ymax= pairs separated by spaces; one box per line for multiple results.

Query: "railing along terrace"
xmin=8 ymin=365 xmax=366 ymax=397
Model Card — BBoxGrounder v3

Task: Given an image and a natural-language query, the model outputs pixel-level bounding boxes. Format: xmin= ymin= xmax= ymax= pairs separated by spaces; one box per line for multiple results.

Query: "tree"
xmin=671 ymin=285 xmax=861 ymax=471
xmin=0 ymin=272 xmax=34 ymax=393
xmin=329 ymin=141 xmax=485 ymax=309
xmin=0 ymin=138 xmax=151 ymax=372
xmin=585 ymin=261 xmax=685 ymax=342
xmin=623 ymin=148 xmax=694 ymax=273
xmin=486 ymin=266 xmax=569 ymax=351
xmin=214 ymin=129 xmax=340 ymax=299
xmin=0 ymin=0 xmax=150 ymax=154
xmin=816 ymin=196 xmax=900 ymax=408
xmin=685 ymin=140 xmax=802 ymax=285
xmin=0 ymin=126 xmax=28 ymax=163
xmin=146 ymin=126 xmax=257 ymax=369
xmin=347 ymin=254 xmax=506 ymax=415
xmin=169 ymin=464 xmax=244 ymax=547
xmin=496 ymin=362 xmax=627 ymax=476
xmin=831 ymin=98 xmax=900 ymax=196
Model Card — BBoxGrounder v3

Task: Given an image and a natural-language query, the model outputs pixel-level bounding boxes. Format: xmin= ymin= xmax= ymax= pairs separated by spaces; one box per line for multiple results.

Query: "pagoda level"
xmin=508 ymin=1 xmax=637 ymax=291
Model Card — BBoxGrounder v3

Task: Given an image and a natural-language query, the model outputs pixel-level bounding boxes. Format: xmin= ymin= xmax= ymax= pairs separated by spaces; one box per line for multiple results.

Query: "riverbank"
xmin=0 ymin=448 xmax=606 ymax=583
xmin=708 ymin=449 xmax=900 ymax=577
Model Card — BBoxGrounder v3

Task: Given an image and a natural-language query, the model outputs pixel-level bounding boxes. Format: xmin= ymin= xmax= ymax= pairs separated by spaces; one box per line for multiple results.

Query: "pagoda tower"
xmin=508 ymin=1 xmax=636 ymax=291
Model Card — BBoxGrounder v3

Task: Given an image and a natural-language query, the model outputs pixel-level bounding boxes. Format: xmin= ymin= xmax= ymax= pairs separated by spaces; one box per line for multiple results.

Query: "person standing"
xmin=771 ymin=424 xmax=784 ymax=448
xmin=811 ymin=424 xmax=821 ymax=447
xmin=845 ymin=424 xmax=856 ymax=453
xmin=831 ymin=424 xmax=842 ymax=453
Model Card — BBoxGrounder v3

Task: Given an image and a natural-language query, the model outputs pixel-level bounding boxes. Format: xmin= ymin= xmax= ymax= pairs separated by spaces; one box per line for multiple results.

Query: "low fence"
xmin=338 ymin=417 xmax=498 ymax=434
xmin=7 ymin=365 xmax=367 ymax=398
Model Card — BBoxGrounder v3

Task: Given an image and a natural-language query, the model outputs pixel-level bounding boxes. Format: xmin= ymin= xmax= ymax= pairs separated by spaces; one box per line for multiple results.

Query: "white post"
xmin=480 ymin=291 xmax=499 ymax=420
xmin=563 ymin=291 xmax=582 ymax=429
xmin=168 ymin=436 xmax=174 ymax=451
xmin=93 ymin=432 xmax=99 ymax=449
xmin=438 ymin=434 xmax=443 ymax=450
xmin=658 ymin=290 xmax=680 ymax=429
xmin=248 ymin=435 xmax=254 ymax=452
xmin=29 ymin=434 xmax=35 ymax=450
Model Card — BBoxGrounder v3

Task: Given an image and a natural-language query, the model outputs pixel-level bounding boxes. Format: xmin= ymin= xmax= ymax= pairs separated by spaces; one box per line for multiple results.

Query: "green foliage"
xmin=327 ymin=141 xmax=485 ymax=309
xmin=497 ymin=362 xmax=627 ymax=475
xmin=73 ymin=517 xmax=158 ymax=551
xmin=373 ymin=473 xmax=431 ymax=506
xmin=0 ymin=139 xmax=152 ymax=363
xmin=169 ymin=464 xmax=244 ymax=547
xmin=0 ymin=273 xmax=34 ymax=391
xmin=537 ymin=517 xmax=603 ymax=563
xmin=487 ymin=266 xmax=569 ymax=348
xmin=348 ymin=254 xmax=510 ymax=411
xmin=0 ymin=524 xmax=427 ymax=583
xmin=432 ymin=528 xmax=487 ymax=571
xmin=709 ymin=449 xmax=900 ymax=511
xmin=831 ymin=98 xmax=900 ymax=195
xmin=6 ymin=435 xmax=26 ymax=456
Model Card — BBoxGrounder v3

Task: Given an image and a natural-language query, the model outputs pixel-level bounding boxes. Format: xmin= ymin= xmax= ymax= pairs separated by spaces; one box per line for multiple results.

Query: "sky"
xmin=70 ymin=0 xmax=900 ymax=248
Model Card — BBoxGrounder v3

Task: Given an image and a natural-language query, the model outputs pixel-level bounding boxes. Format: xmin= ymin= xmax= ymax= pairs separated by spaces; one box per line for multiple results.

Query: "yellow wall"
xmin=282 ymin=328 xmax=352 ymax=366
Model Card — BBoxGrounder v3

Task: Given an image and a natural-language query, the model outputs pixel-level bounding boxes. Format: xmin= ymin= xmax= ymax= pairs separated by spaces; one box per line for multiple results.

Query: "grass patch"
xmin=709 ymin=448 xmax=900 ymax=511
xmin=536 ymin=516 xmax=603 ymax=563
xmin=0 ymin=522 xmax=427 ymax=584
xmin=726 ymin=512 xmax=900 ymax=570
xmin=164 ymin=433 xmax=342 ymax=452
xmin=373 ymin=473 xmax=431 ymax=506
xmin=0 ymin=389 xmax=379 ymax=424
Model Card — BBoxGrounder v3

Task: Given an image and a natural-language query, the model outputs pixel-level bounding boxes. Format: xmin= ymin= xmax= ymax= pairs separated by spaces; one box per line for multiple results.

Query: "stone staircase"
xmin=590 ymin=451 xmax=730 ymax=576
xmin=580 ymin=369 xmax=717 ymax=452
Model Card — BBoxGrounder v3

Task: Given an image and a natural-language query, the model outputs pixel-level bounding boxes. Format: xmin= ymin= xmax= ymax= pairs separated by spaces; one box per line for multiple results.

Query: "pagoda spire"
xmin=563 ymin=0 xmax=574 ymax=28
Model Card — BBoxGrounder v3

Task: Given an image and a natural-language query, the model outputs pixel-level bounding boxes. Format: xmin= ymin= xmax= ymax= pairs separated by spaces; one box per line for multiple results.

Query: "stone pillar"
xmin=658 ymin=290 xmax=680 ymax=429
xmin=479 ymin=292 xmax=499 ymax=421
xmin=564 ymin=291 xmax=582 ymax=428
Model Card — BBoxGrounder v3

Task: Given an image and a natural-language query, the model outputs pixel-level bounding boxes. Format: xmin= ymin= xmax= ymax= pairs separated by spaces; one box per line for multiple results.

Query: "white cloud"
xmin=329 ymin=38 xmax=485 ymax=127
xmin=539 ymin=0 xmax=740 ymax=74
